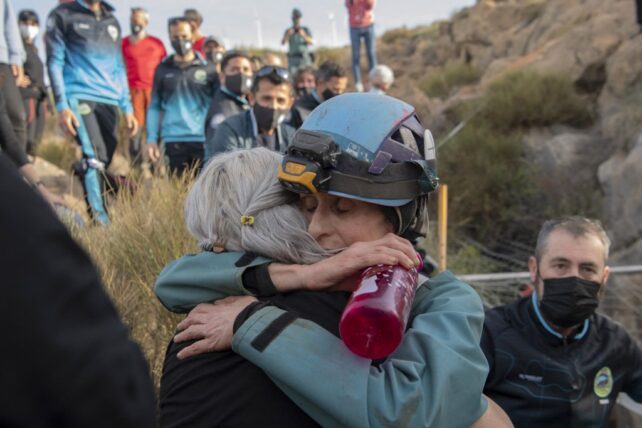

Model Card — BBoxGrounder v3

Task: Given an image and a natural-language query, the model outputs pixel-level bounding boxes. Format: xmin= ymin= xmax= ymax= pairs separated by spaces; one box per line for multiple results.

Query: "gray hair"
xmin=369 ymin=65 xmax=394 ymax=86
xmin=535 ymin=216 xmax=611 ymax=261
xmin=185 ymin=148 xmax=329 ymax=264
xmin=131 ymin=7 xmax=149 ymax=21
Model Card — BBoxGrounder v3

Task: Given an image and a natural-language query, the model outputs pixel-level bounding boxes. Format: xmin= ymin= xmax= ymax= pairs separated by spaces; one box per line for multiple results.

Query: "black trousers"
xmin=23 ymin=96 xmax=47 ymax=154
xmin=165 ymin=142 xmax=204 ymax=175
xmin=0 ymin=64 xmax=28 ymax=167
xmin=71 ymin=99 xmax=120 ymax=224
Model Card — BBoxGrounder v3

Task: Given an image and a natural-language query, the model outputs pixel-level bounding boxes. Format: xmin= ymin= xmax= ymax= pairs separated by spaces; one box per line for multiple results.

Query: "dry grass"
xmin=71 ymin=172 xmax=198 ymax=388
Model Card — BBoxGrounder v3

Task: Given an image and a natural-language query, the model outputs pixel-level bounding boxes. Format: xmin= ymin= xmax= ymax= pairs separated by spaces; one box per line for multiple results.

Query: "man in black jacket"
xmin=0 ymin=154 xmax=156 ymax=427
xmin=204 ymin=50 xmax=253 ymax=149
xmin=206 ymin=66 xmax=295 ymax=160
xmin=481 ymin=216 xmax=642 ymax=428
xmin=288 ymin=60 xmax=347 ymax=129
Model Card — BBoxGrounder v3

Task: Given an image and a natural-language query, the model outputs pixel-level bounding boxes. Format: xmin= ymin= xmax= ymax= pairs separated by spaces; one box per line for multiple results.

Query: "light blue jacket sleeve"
xmin=4 ymin=0 xmax=25 ymax=65
xmin=154 ymin=252 xmax=270 ymax=313
xmin=115 ymin=49 xmax=133 ymax=114
xmin=232 ymin=271 xmax=489 ymax=428
xmin=146 ymin=68 xmax=163 ymax=143
xmin=45 ymin=11 xmax=68 ymax=112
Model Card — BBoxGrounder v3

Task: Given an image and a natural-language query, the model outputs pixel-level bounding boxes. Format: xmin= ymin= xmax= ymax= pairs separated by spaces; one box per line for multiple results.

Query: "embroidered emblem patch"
xmin=194 ymin=69 xmax=207 ymax=82
xmin=594 ymin=367 xmax=613 ymax=398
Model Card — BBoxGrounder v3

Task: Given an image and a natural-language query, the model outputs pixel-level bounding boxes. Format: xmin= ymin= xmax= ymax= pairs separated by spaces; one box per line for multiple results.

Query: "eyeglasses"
xmin=256 ymin=66 xmax=290 ymax=82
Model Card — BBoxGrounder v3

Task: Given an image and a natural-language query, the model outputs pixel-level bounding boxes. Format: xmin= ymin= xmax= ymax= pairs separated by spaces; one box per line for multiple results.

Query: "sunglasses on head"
xmin=256 ymin=66 xmax=290 ymax=82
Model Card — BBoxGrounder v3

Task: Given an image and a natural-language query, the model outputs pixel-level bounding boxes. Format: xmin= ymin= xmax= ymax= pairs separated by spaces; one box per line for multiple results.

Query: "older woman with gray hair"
xmin=160 ymin=147 xmax=346 ymax=427
xmin=185 ymin=147 xmax=326 ymax=264
xmin=368 ymin=64 xmax=394 ymax=95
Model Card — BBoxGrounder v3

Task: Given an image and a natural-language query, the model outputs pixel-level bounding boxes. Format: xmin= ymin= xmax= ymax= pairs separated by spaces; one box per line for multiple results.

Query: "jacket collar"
xmin=529 ymin=291 xmax=590 ymax=342
xmin=220 ymin=87 xmax=249 ymax=106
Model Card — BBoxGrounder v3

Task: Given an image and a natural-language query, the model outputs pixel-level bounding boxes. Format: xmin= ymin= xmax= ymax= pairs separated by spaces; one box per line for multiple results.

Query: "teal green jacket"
xmin=155 ymin=252 xmax=489 ymax=427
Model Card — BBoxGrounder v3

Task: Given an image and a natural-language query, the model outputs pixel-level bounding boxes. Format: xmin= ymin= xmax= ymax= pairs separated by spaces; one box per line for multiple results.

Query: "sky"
xmin=24 ymin=0 xmax=475 ymax=53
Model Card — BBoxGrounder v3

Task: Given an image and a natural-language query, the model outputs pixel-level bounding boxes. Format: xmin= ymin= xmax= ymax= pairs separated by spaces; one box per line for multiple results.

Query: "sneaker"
xmin=355 ymin=81 xmax=364 ymax=92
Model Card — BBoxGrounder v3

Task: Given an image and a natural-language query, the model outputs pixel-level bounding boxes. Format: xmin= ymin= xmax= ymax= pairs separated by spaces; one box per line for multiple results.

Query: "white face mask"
xmin=19 ymin=24 xmax=40 ymax=41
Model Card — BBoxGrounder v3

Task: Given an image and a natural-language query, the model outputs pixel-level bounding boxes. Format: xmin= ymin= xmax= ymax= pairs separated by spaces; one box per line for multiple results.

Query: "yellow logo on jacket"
xmin=594 ymin=367 xmax=613 ymax=398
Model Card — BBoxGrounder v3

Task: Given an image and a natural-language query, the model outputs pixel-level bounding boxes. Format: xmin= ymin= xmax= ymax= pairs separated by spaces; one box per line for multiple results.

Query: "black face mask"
xmin=322 ymin=88 xmax=338 ymax=101
xmin=130 ymin=24 xmax=143 ymax=35
xmin=540 ymin=276 xmax=601 ymax=328
xmin=171 ymin=38 xmax=193 ymax=57
xmin=226 ymin=73 xmax=253 ymax=96
xmin=253 ymin=104 xmax=286 ymax=132
xmin=296 ymin=86 xmax=314 ymax=97
xmin=207 ymin=51 xmax=224 ymax=65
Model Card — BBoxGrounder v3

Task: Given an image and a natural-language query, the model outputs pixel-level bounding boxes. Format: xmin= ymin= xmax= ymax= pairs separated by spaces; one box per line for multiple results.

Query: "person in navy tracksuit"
xmin=46 ymin=0 xmax=137 ymax=225
xmin=146 ymin=17 xmax=218 ymax=175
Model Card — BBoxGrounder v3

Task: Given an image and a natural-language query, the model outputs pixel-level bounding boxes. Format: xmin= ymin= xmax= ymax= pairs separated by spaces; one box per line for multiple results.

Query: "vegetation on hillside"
xmin=437 ymin=70 xmax=597 ymax=244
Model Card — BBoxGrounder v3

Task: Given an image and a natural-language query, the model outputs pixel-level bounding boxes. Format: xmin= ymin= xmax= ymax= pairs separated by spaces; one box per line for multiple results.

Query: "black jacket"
xmin=0 ymin=155 xmax=156 ymax=428
xmin=204 ymin=87 xmax=249 ymax=146
xmin=20 ymin=43 xmax=46 ymax=100
xmin=288 ymin=91 xmax=321 ymax=129
xmin=481 ymin=295 xmax=642 ymax=428
xmin=159 ymin=261 xmax=350 ymax=427
xmin=205 ymin=109 xmax=296 ymax=160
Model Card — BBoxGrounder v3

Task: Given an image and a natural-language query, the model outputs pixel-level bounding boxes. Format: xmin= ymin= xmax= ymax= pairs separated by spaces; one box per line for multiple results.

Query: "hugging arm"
xmin=232 ymin=272 xmax=489 ymax=428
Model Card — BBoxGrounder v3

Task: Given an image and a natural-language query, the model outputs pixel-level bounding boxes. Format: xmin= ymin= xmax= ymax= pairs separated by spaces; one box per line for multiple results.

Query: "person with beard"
xmin=206 ymin=66 xmax=295 ymax=160
xmin=145 ymin=17 xmax=218 ymax=175
xmin=288 ymin=60 xmax=347 ymax=129
xmin=481 ymin=216 xmax=642 ymax=427
xmin=204 ymin=51 xmax=253 ymax=149
xmin=293 ymin=65 xmax=316 ymax=100
xmin=46 ymin=0 xmax=137 ymax=224
xmin=121 ymin=7 xmax=166 ymax=168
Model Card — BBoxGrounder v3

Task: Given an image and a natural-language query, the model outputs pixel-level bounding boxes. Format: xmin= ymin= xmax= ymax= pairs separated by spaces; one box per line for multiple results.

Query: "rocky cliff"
xmin=379 ymin=0 xmax=642 ymax=265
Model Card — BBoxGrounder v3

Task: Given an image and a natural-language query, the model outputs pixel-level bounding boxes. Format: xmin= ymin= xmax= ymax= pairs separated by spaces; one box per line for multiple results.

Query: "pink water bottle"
xmin=339 ymin=258 xmax=423 ymax=359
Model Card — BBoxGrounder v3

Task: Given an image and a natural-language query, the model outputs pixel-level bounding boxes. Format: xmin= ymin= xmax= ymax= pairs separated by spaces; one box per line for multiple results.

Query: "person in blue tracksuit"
xmin=145 ymin=17 xmax=218 ymax=175
xmin=46 ymin=0 xmax=137 ymax=224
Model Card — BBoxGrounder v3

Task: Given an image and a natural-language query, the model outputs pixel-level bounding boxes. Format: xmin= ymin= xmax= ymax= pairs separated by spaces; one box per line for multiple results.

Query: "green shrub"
xmin=72 ymin=173 xmax=198 ymax=389
xmin=481 ymin=70 xmax=593 ymax=130
xmin=438 ymin=123 xmax=538 ymax=242
xmin=419 ymin=62 xmax=481 ymax=98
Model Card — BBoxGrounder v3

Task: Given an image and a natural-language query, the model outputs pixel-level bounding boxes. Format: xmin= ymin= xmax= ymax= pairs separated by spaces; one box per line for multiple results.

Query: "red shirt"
xmin=193 ymin=36 xmax=206 ymax=56
xmin=122 ymin=35 xmax=167 ymax=90
xmin=345 ymin=0 xmax=375 ymax=28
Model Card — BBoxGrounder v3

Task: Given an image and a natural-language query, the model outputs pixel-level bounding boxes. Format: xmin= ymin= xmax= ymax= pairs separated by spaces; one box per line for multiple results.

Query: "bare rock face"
xmin=524 ymin=126 xmax=605 ymax=184
xmin=598 ymin=136 xmax=642 ymax=250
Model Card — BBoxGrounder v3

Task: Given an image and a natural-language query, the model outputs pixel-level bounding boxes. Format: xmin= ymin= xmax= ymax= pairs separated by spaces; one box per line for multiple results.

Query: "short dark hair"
xmin=168 ymin=17 xmax=190 ymax=31
xmin=535 ymin=216 xmax=611 ymax=262
xmin=251 ymin=72 xmax=292 ymax=94
xmin=316 ymin=61 xmax=347 ymax=83
xmin=294 ymin=65 xmax=316 ymax=85
xmin=205 ymin=36 xmax=222 ymax=49
xmin=221 ymin=50 xmax=251 ymax=73
xmin=18 ymin=9 xmax=39 ymax=24
xmin=184 ymin=9 xmax=203 ymax=26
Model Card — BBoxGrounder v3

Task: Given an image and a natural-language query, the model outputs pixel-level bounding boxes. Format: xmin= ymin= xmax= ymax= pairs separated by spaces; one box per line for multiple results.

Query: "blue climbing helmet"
xmin=278 ymin=93 xmax=439 ymax=237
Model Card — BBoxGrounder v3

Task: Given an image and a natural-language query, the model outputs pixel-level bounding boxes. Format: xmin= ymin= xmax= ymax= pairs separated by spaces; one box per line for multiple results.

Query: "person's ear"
xmin=528 ymin=256 xmax=538 ymax=284
xmin=247 ymin=91 xmax=256 ymax=106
